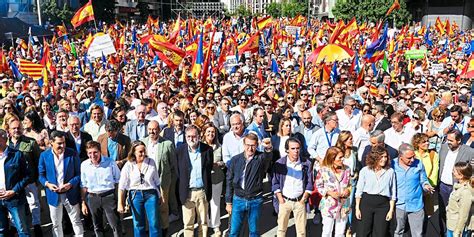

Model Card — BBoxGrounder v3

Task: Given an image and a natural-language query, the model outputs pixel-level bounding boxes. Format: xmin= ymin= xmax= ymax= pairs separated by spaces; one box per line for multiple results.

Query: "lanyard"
xmin=454 ymin=119 xmax=464 ymax=134
xmin=324 ymin=129 xmax=334 ymax=147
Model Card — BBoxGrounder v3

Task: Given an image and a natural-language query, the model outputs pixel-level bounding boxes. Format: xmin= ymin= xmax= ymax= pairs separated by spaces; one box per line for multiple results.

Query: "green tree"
xmin=265 ymin=0 xmax=308 ymax=18
xmin=41 ymin=0 xmax=74 ymax=24
xmin=332 ymin=0 xmax=411 ymax=28
xmin=265 ymin=2 xmax=281 ymax=17
xmin=234 ymin=5 xmax=253 ymax=17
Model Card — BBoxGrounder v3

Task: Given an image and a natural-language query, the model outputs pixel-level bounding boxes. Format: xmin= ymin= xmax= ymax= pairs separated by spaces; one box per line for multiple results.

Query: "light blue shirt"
xmin=175 ymin=130 xmax=185 ymax=148
xmin=392 ymin=158 xmax=430 ymax=212
xmin=107 ymin=138 xmax=119 ymax=161
xmin=137 ymin=122 xmax=146 ymax=140
xmin=308 ymin=127 xmax=340 ymax=159
xmin=189 ymin=146 xmax=204 ymax=188
xmin=80 ymin=156 xmax=121 ymax=193
xmin=356 ymin=166 xmax=397 ymax=200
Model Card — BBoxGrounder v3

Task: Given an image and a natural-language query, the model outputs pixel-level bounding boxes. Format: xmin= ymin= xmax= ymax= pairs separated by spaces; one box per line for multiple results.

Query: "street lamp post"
xmin=36 ymin=0 xmax=42 ymax=25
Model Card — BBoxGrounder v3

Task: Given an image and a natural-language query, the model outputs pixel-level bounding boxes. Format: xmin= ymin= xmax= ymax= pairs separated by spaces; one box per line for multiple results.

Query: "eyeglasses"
xmin=287 ymin=97 xmax=294 ymax=100
xmin=239 ymin=99 xmax=248 ymax=102
xmin=264 ymin=103 xmax=272 ymax=107
xmin=468 ymin=125 xmax=474 ymax=128
xmin=348 ymin=84 xmax=355 ymax=86
xmin=207 ymin=106 xmax=215 ymax=109
xmin=301 ymin=93 xmax=308 ymax=96
xmin=140 ymin=172 xmax=145 ymax=184
xmin=270 ymin=83 xmax=276 ymax=86
xmin=198 ymin=99 xmax=206 ymax=102
xmin=363 ymin=110 xmax=370 ymax=113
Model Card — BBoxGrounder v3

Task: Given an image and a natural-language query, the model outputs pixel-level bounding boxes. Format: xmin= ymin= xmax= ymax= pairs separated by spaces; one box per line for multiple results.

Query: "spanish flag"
xmin=465 ymin=55 xmax=474 ymax=78
xmin=71 ymin=0 xmax=95 ymax=29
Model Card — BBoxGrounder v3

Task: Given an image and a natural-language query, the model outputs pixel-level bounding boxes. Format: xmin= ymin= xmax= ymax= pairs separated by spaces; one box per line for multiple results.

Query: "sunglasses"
xmin=198 ymin=99 xmax=206 ymax=102
xmin=140 ymin=172 xmax=145 ymax=184
xmin=363 ymin=110 xmax=370 ymax=113
xmin=264 ymin=104 xmax=272 ymax=107
xmin=468 ymin=125 xmax=474 ymax=128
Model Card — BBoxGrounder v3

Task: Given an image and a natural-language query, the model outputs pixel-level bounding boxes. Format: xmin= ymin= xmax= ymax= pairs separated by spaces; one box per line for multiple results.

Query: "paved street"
xmin=35 ymin=180 xmax=439 ymax=237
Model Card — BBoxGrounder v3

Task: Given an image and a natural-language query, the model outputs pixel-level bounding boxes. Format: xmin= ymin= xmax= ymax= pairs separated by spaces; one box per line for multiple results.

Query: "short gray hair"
xmin=370 ymin=130 xmax=385 ymax=143
xmin=398 ymin=143 xmax=414 ymax=156
xmin=343 ymin=96 xmax=355 ymax=106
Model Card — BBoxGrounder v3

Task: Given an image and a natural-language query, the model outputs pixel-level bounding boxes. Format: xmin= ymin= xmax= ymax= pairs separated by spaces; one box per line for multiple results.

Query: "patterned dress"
xmin=316 ymin=166 xmax=352 ymax=219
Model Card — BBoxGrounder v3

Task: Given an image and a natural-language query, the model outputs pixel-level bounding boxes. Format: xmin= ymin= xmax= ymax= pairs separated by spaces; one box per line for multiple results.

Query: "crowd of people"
xmin=0 ymin=14 xmax=473 ymax=237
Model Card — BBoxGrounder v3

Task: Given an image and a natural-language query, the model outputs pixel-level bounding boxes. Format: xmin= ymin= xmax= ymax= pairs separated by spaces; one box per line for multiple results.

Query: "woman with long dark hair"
xmin=355 ymin=145 xmax=396 ymax=237
xmin=23 ymin=110 xmax=49 ymax=150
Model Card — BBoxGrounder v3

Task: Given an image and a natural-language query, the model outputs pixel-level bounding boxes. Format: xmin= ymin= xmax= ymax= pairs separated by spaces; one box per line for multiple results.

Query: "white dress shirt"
xmin=281 ymin=159 xmax=306 ymax=198
xmin=384 ymin=126 xmax=416 ymax=150
xmin=118 ymin=158 xmax=161 ymax=196
xmin=440 ymin=148 xmax=459 ymax=185
xmin=84 ymin=120 xmax=107 ymax=141
xmin=0 ymin=152 xmax=7 ymax=190
xmin=53 ymin=152 xmax=65 ymax=186
xmin=222 ymin=131 xmax=245 ymax=167
xmin=336 ymin=108 xmax=362 ymax=133
xmin=353 ymin=127 xmax=371 ymax=161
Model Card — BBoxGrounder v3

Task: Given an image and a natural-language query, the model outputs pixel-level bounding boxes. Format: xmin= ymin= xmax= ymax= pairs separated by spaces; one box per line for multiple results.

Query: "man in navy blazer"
xmin=176 ymin=125 xmax=213 ymax=237
xmin=38 ymin=131 xmax=84 ymax=237
xmin=0 ymin=129 xmax=32 ymax=236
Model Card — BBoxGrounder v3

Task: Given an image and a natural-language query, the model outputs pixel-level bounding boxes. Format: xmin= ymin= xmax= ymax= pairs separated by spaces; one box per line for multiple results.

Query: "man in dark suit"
xmin=162 ymin=110 xmax=187 ymax=221
xmin=163 ymin=110 xmax=186 ymax=148
xmin=360 ymin=130 xmax=399 ymax=167
xmin=438 ymin=129 xmax=474 ymax=234
xmin=102 ymin=92 xmax=116 ymax=120
xmin=38 ymin=131 xmax=83 ymax=236
xmin=373 ymin=101 xmax=391 ymax=131
xmin=176 ymin=125 xmax=213 ymax=237
xmin=0 ymin=129 xmax=32 ymax=236
xmin=65 ymin=116 xmax=93 ymax=161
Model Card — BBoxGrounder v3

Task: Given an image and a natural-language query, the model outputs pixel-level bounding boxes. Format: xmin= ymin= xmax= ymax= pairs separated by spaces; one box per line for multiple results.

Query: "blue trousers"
xmin=0 ymin=200 xmax=30 ymax=237
xmin=229 ymin=195 xmax=263 ymax=237
xmin=129 ymin=190 xmax=161 ymax=237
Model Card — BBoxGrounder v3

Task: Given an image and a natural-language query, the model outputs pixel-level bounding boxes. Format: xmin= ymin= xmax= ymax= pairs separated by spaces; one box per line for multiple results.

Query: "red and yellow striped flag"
xmin=19 ymin=59 xmax=43 ymax=79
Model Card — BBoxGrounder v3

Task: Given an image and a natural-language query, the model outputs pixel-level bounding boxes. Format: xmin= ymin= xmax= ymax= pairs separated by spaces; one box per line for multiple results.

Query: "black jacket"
xmin=225 ymin=150 xmax=273 ymax=203
xmin=65 ymin=131 xmax=93 ymax=161
xmin=375 ymin=117 xmax=392 ymax=131
xmin=176 ymin=142 xmax=213 ymax=204
xmin=163 ymin=126 xmax=186 ymax=148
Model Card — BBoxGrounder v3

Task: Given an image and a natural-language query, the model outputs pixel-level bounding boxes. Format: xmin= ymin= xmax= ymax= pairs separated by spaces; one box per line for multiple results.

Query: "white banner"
xmin=87 ymin=34 xmax=116 ymax=59
xmin=285 ymin=26 xmax=301 ymax=36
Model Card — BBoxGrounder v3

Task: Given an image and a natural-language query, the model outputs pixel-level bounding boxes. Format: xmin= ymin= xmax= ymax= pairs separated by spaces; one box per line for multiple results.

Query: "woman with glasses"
xmin=412 ymin=133 xmax=439 ymax=217
xmin=361 ymin=103 xmax=372 ymax=116
xmin=204 ymin=102 xmax=218 ymax=125
xmin=263 ymin=100 xmax=280 ymax=135
xmin=118 ymin=140 xmax=162 ymax=237
xmin=285 ymin=93 xmax=296 ymax=107
xmin=193 ymin=93 xmax=207 ymax=115
xmin=426 ymin=107 xmax=445 ymax=152
xmin=461 ymin=118 xmax=474 ymax=148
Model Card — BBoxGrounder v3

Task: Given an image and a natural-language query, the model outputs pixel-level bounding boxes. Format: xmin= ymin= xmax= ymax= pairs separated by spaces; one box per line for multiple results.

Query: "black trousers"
xmin=357 ymin=193 xmax=391 ymax=237
xmin=87 ymin=192 xmax=122 ymax=237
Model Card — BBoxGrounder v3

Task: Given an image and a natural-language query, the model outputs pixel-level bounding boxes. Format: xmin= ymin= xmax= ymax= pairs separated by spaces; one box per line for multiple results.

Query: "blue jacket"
xmin=38 ymin=148 xmax=81 ymax=206
xmin=1 ymin=148 xmax=32 ymax=204
xmin=246 ymin=122 xmax=269 ymax=140
xmin=124 ymin=119 xmax=149 ymax=141
xmin=271 ymin=156 xmax=313 ymax=213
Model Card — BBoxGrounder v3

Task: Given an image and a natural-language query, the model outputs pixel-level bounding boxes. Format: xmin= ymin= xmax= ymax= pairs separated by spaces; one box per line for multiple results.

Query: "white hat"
xmin=412 ymin=97 xmax=423 ymax=104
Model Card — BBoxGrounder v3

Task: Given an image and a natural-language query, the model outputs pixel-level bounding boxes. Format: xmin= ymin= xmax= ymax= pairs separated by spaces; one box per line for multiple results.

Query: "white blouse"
xmin=118 ymin=158 xmax=161 ymax=196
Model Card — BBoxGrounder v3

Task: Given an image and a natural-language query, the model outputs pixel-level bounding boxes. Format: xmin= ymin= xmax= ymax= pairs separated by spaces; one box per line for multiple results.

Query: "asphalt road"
xmin=35 ymin=179 xmax=440 ymax=237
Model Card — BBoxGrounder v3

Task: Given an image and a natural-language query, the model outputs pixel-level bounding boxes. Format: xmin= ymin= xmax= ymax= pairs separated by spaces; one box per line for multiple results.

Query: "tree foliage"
xmin=265 ymin=0 xmax=308 ymax=18
xmin=234 ymin=5 xmax=253 ymax=17
xmin=41 ymin=0 xmax=74 ymax=24
xmin=332 ymin=0 xmax=411 ymax=28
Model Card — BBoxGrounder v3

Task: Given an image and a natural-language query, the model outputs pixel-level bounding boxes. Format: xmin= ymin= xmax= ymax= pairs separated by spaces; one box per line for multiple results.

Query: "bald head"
xmin=361 ymin=114 xmax=375 ymax=131
xmin=302 ymin=110 xmax=313 ymax=128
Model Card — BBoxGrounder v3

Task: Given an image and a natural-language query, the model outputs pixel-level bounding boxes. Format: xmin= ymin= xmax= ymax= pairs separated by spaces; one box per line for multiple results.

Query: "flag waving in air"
xmin=71 ymin=0 xmax=95 ymax=29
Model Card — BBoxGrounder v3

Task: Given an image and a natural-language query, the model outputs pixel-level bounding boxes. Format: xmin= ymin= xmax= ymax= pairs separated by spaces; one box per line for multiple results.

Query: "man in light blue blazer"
xmin=124 ymin=104 xmax=149 ymax=141
xmin=38 ymin=131 xmax=84 ymax=237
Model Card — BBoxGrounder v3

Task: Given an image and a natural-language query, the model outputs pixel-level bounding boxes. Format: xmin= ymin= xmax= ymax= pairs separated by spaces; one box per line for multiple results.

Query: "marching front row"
xmin=0 ymin=125 xmax=472 ymax=237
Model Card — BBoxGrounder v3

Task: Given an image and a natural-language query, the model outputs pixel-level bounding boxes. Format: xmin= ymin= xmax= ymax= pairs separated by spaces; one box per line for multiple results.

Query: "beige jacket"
xmin=446 ymin=182 xmax=474 ymax=235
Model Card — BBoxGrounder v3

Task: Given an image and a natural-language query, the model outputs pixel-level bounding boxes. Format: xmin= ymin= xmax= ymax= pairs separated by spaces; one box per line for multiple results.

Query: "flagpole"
xmin=93 ymin=19 xmax=99 ymax=32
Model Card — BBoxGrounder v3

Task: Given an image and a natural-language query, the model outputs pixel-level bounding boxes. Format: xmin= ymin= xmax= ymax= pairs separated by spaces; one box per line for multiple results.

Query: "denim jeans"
xmin=0 ymin=200 xmax=30 ymax=237
xmin=446 ymin=229 xmax=469 ymax=237
xmin=230 ymin=195 xmax=263 ymax=237
xmin=129 ymin=189 xmax=161 ymax=237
